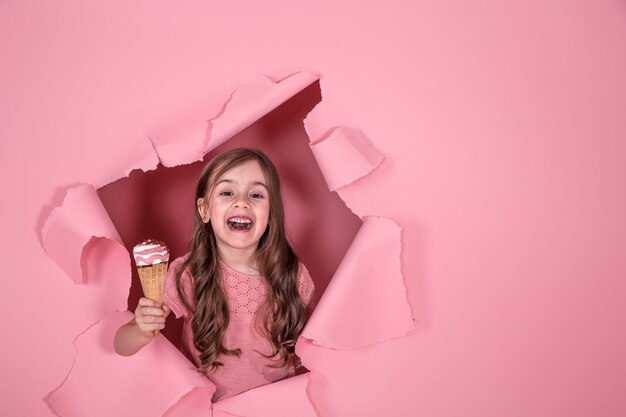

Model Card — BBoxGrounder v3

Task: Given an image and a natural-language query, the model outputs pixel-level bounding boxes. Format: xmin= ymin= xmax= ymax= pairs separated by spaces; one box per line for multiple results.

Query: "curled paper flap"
xmin=97 ymin=136 xmax=161 ymax=187
xmin=146 ymin=103 xmax=213 ymax=167
xmin=47 ymin=312 xmax=215 ymax=417
xmin=146 ymin=72 xmax=318 ymax=167
xmin=77 ymin=236 xmax=133 ymax=320
xmin=308 ymin=126 xmax=384 ymax=191
xmin=302 ymin=93 xmax=350 ymax=143
xmin=213 ymin=374 xmax=317 ymax=417
xmin=301 ymin=216 xmax=414 ymax=349
xmin=41 ymin=184 xmax=125 ymax=284
xmin=209 ymin=72 xmax=319 ymax=149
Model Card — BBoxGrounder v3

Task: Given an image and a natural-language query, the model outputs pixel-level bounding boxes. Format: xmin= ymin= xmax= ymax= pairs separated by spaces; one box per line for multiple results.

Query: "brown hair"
xmin=174 ymin=148 xmax=307 ymax=371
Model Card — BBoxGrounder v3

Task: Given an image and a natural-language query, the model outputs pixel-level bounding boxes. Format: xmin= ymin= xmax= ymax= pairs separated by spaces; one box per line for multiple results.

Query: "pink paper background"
xmin=2 ymin=1 xmax=626 ymax=416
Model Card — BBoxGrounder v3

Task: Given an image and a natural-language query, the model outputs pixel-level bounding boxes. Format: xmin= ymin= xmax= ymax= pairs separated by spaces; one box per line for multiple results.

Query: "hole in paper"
xmin=97 ymin=82 xmax=362 ymax=388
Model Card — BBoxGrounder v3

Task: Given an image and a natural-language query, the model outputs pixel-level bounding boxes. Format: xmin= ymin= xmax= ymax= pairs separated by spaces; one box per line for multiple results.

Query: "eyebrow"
xmin=216 ymin=178 xmax=268 ymax=189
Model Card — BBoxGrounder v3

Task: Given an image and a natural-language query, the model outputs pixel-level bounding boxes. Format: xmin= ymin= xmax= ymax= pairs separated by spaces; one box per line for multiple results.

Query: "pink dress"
xmin=164 ymin=255 xmax=316 ymax=401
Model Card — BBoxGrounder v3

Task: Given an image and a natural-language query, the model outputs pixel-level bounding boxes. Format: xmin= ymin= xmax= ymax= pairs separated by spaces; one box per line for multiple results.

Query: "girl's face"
xmin=197 ymin=159 xmax=271 ymax=256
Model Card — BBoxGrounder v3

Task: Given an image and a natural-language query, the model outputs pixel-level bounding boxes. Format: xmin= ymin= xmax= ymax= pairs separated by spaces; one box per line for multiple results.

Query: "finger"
xmin=149 ymin=321 xmax=166 ymax=330
xmin=139 ymin=315 xmax=166 ymax=324
xmin=136 ymin=315 xmax=165 ymax=324
xmin=140 ymin=306 xmax=166 ymax=317
xmin=138 ymin=297 xmax=161 ymax=308
xmin=139 ymin=322 xmax=165 ymax=334
xmin=139 ymin=316 xmax=164 ymax=325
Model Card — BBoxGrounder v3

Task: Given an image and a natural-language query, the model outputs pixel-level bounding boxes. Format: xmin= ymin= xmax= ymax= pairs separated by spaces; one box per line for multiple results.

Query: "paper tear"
xmin=209 ymin=72 xmax=319 ymax=148
xmin=163 ymin=386 xmax=216 ymax=417
xmin=213 ymin=374 xmax=317 ymax=417
xmin=293 ymin=345 xmax=412 ymax=417
xmin=305 ymin=371 xmax=340 ymax=417
xmin=308 ymin=126 xmax=384 ymax=191
xmin=302 ymin=92 xmax=329 ymax=143
xmin=41 ymin=184 xmax=126 ymax=284
xmin=44 ymin=315 xmax=109 ymax=417
xmin=213 ymin=411 xmax=243 ymax=417
xmin=147 ymin=72 xmax=319 ymax=167
xmin=47 ymin=311 xmax=215 ymax=417
xmin=300 ymin=216 xmax=414 ymax=349
xmin=145 ymin=103 xmax=211 ymax=168
xmin=43 ymin=71 xmax=412 ymax=417
xmin=95 ymin=135 xmax=161 ymax=188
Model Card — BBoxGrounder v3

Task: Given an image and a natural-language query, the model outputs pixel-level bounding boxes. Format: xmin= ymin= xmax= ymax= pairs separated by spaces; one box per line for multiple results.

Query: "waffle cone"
xmin=137 ymin=262 xmax=168 ymax=304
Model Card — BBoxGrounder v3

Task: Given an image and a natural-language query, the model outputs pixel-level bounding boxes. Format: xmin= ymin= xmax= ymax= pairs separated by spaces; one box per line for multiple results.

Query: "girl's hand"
xmin=134 ymin=297 xmax=171 ymax=335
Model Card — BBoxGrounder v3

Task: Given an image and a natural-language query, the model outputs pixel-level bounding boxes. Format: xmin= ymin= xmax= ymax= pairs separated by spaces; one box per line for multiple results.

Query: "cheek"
xmin=259 ymin=205 xmax=270 ymax=225
xmin=209 ymin=204 xmax=227 ymax=220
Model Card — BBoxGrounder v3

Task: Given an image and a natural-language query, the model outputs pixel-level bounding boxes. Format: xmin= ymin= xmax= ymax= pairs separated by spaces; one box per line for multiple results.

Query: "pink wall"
xmin=1 ymin=1 xmax=625 ymax=416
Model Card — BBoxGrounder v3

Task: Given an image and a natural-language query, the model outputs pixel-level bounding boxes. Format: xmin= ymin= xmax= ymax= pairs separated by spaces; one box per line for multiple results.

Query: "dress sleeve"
xmin=297 ymin=263 xmax=317 ymax=313
xmin=164 ymin=256 xmax=193 ymax=319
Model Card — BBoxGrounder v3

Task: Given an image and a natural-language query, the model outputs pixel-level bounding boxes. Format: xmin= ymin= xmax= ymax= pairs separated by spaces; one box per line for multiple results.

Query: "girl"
xmin=114 ymin=148 xmax=316 ymax=401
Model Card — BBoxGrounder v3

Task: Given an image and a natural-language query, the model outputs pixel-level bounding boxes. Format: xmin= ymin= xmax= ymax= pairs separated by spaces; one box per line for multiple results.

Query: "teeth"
xmin=228 ymin=218 xmax=252 ymax=224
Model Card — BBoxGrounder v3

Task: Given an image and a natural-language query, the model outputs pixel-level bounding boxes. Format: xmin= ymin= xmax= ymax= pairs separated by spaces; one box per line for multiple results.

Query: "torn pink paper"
xmin=302 ymin=95 xmax=338 ymax=143
xmin=147 ymin=72 xmax=318 ymax=167
xmin=146 ymin=101 xmax=213 ymax=168
xmin=163 ymin=387 xmax=216 ymax=417
xmin=41 ymin=184 xmax=126 ymax=285
xmin=308 ymin=126 xmax=384 ymax=191
xmin=295 ymin=339 xmax=419 ymax=417
xmin=41 ymin=73 xmax=412 ymax=417
xmin=300 ymin=216 xmax=414 ymax=349
xmin=208 ymin=72 xmax=318 ymax=148
xmin=97 ymin=136 xmax=160 ymax=187
xmin=212 ymin=374 xmax=317 ymax=417
xmin=76 ymin=236 xmax=133 ymax=318
xmin=48 ymin=311 xmax=215 ymax=417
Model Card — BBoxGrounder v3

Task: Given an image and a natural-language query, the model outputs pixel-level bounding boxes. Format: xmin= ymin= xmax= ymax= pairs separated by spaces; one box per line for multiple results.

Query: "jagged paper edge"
xmin=307 ymin=126 xmax=384 ymax=192
xmin=41 ymin=183 xmax=126 ymax=285
xmin=147 ymin=72 xmax=319 ymax=167
xmin=39 ymin=72 xmax=320 ymax=417
xmin=41 ymin=70 xmax=414 ymax=417
xmin=299 ymin=216 xmax=415 ymax=350
xmin=46 ymin=312 xmax=215 ymax=417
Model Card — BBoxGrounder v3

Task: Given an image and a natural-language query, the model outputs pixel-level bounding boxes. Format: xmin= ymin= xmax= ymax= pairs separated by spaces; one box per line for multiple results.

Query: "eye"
xmin=250 ymin=193 xmax=265 ymax=199
xmin=219 ymin=191 xmax=234 ymax=196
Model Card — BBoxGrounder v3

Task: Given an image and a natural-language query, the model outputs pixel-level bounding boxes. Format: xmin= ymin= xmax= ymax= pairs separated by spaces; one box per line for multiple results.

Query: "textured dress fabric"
xmin=164 ymin=255 xmax=316 ymax=401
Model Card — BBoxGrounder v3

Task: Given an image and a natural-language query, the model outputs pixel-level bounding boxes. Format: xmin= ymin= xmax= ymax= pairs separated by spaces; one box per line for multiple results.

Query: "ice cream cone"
xmin=137 ymin=261 xmax=168 ymax=304
xmin=133 ymin=239 xmax=170 ymax=336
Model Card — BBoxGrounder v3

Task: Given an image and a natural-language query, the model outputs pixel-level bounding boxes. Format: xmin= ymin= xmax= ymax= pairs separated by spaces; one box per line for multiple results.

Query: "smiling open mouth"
xmin=227 ymin=217 xmax=253 ymax=231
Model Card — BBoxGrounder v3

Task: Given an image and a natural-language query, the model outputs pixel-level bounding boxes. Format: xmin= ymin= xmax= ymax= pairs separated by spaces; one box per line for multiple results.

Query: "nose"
xmin=233 ymin=194 xmax=250 ymax=208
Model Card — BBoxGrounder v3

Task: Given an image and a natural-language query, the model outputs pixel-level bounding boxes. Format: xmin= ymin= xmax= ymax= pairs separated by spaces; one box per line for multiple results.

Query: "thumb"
xmin=162 ymin=303 xmax=172 ymax=317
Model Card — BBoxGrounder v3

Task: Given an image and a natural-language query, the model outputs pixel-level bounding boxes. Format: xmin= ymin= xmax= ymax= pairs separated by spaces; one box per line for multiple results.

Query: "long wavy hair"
xmin=174 ymin=148 xmax=307 ymax=372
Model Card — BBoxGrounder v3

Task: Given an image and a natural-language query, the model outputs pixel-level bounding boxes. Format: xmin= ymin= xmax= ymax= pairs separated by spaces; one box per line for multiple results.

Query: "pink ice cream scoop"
xmin=133 ymin=239 xmax=170 ymax=267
